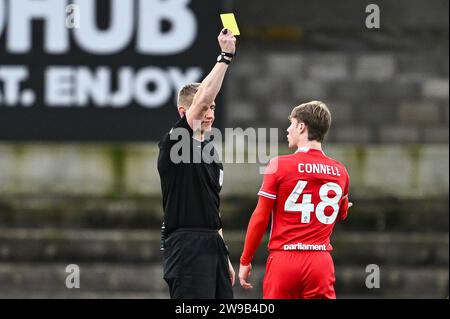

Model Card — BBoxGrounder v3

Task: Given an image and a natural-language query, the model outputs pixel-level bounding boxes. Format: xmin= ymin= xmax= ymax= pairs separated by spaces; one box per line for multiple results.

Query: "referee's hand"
xmin=228 ymin=259 xmax=235 ymax=286
xmin=239 ymin=263 xmax=253 ymax=289
xmin=218 ymin=28 xmax=236 ymax=55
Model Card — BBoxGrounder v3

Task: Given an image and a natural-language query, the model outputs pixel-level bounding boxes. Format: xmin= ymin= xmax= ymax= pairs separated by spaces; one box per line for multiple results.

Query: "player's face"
xmin=287 ymin=118 xmax=299 ymax=148
xmin=201 ymin=103 xmax=215 ymax=132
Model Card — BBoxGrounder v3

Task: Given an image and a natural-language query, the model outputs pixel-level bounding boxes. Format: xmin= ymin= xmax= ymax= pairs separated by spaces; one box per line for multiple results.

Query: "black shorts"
xmin=163 ymin=229 xmax=233 ymax=299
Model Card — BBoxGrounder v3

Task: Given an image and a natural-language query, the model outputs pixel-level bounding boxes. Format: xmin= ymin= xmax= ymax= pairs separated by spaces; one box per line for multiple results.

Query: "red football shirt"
xmin=258 ymin=147 xmax=350 ymax=252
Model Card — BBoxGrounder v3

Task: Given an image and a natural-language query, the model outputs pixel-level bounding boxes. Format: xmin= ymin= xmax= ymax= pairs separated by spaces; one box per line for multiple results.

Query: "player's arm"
xmin=239 ymin=158 xmax=278 ymax=289
xmin=337 ymin=170 xmax=351 ymax=220
xmin=238 ymin=196 xmax=275 ymax=289
xmin=240 ymin=196 xmax=274 ymax=265
xmin=186 ymin=29 xmax=236 ymax=130
xmin=219 ymin=228 xmax=235 ymax=286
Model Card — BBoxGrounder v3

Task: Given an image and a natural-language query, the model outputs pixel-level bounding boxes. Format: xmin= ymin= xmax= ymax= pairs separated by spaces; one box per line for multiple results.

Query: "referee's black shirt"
xmin=157 ymin=116 xmax=224 ymax=236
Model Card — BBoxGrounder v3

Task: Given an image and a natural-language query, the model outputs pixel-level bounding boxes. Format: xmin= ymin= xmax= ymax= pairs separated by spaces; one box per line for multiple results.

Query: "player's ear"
xmin=298 ymin=122 xmax=306 ymax=134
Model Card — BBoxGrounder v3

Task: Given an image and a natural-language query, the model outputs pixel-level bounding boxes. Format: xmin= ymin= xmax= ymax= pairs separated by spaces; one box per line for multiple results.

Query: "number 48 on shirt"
xmin=284 ymin=180 xmax=343 ymax=225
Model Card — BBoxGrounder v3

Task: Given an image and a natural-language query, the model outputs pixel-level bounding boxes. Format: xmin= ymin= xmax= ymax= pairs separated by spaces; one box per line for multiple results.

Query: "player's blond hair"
xmin=177 ymin=83 xmax=201 ymax=108
xmin=289 ymin=101 xmax=331 ymax=143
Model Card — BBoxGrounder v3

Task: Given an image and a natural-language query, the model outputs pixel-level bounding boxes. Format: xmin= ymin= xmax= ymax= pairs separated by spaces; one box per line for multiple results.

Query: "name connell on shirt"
xmin=283 ymin=243 xmax=327 ymax=251
xmin=298 ymin=163 xmax=341 ymax=176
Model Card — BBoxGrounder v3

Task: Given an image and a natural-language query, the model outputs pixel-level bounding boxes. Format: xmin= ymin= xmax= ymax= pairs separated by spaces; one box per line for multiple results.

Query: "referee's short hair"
xmin=177 ymin=83 xmax=201 ymax=108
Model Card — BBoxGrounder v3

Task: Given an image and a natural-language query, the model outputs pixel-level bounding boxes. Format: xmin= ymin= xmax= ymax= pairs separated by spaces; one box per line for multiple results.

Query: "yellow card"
xmin=220 ymin=13 xmax=240 ymax=36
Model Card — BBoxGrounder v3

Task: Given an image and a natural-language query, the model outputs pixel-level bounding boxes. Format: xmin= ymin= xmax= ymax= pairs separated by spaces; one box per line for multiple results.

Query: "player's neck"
xmin=296 ymin=140 xmax=322 ymax=151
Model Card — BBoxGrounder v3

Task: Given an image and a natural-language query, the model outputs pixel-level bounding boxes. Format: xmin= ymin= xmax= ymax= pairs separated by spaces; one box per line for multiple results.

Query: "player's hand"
xmin=218 ymin=29 xmax=236 ymax=54
xmin=349 ymin=202 xmax=353 ymax=208
xmin=239 ymin=263 xmax=253 ymax=289
xmin=228 ymin=259 xmax=235 ymax=286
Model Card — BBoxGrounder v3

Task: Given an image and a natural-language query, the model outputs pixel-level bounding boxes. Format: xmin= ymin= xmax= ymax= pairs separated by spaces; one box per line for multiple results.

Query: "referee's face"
xmin=201 ymin=103 xmax=216 ymax=132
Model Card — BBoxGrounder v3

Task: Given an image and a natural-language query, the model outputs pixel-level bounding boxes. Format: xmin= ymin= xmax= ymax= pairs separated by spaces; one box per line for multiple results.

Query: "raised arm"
xmin=186 ymin=29 xmax=236 ymax=130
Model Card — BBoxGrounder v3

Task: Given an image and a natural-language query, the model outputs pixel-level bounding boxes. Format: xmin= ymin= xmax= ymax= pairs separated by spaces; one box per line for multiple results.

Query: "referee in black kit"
xmin=157 ymin=29 xmax=236 ymax=299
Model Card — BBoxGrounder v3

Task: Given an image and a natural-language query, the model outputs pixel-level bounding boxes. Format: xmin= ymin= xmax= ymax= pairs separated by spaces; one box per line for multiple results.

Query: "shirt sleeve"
xmin=240 ymin=196 xmax=275 ymax=265
xmin=157 ymin=116 xmax=193 ymax=173
xmin=337 ymin=170 xmax=350 ymax=221
xmin=257 ymin=157 xmax=279 ymax=200
xmin=159 ymin=116 xmax=193 ymax=149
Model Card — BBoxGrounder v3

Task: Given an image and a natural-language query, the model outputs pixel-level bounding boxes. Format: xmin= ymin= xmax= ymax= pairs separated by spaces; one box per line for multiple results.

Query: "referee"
xmin=157 ymin=29 xmax=236 ymax=299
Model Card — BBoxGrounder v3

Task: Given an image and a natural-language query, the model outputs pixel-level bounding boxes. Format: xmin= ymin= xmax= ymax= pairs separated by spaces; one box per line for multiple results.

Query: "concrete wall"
xmin=224 ymin=0 xmax=449 ymax=144
xmin=0 ymin=144 xmax=448 ymax=199
xmin=226 ymin=51 xmax=448 ymax=144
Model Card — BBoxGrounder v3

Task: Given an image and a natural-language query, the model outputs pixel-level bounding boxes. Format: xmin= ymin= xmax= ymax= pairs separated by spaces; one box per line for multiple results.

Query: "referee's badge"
xmin=219 ymin=169 xmax=224 ymax=186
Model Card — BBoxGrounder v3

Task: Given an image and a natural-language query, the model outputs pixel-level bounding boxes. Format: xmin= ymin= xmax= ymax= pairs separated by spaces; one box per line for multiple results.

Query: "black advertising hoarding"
xmin=0 ymin=0 xmax=222 ymax=141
